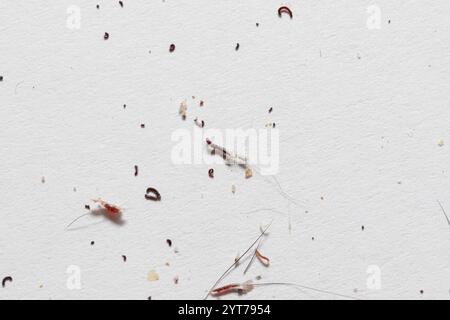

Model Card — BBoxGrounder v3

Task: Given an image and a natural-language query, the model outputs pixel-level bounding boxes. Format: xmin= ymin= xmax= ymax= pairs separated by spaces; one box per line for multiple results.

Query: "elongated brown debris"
xmin=211 ymin=280 xmax=254 ymax=297
xmin=2 ymin=276 xmax=12 ymax=288
xmin=208 ymin=168 xmax=214 ymax=178
xmin=134 ymin=165 xmax=138 ymax=176
xmin=256 ymin=249 xmax=270 ymax=266
xmin=206 ymin=138 xmax=250 ymax=173
xmin=145 ymin=187 xmax=161 ymax=201
xmin=211 ymin=278 xmax=358 ymax=299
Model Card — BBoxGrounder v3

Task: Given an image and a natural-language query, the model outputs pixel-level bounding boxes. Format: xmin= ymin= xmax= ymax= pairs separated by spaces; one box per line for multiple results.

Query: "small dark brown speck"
xmin=134 ymin=165 xmax=138 ymax=176
xmin=169 ymin=44 xmax=175 ymax=52
xmin=0 ymin=76 xmax=3 ymax=82
xmin=104 ymin=32 xmax=109 ymax=40
xmin=85 ymin=205 xmax=91 ymax=210
xmin=235 ymin=43 xmax=240 ymax=51
xmin=122 ymin=255 xmax=127 ymax=262
xmin=208 ymin=168 xmax=214 ymax=178
xmin=269 ymin=107 xmax=273 ymax=113
xmin=140 ymin=124 xmax=145 ymax=128
xmin=90 ymin=241 xmax=95 ymax=246
xmin=420 ymin=290 xmax=424 ymax=294
xmin=361 ymin=225 xmax=365 ymax=231
xmin=119 ymin=1 xmax=123 ymax=7
xmin=200 ymin=100 xmax=204 ymax=107
xmin=166 ymin=239 xmax=172 ymax=247
xmin=256 ymin=23 xmax=259 ymax=27
xmin=96 ymin=4 xmax=100 ymax=9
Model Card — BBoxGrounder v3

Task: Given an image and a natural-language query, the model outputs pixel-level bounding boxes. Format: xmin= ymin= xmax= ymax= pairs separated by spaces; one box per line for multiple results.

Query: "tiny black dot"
xmin=169 ymin=44 xmax=175 ymax=52
xmin=90 ymin=241 xmax=95 ymax=246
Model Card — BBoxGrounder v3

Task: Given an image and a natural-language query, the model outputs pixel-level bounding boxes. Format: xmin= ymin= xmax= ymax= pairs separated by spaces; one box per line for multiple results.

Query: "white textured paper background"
xmin=1 ymin=1 xmax=450 ymax=300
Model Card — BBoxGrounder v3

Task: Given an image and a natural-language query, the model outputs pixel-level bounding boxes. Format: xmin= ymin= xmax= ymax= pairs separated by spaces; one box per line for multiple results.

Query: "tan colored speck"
xmin=245 ymin=167 xmax=253 ymax=179
xmin=147 ymin=270 xmax=159 ymax=281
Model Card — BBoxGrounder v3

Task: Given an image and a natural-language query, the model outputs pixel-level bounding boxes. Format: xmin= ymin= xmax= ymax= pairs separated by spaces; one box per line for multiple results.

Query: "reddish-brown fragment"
xmin=211 ymin=283 xmax=240 ymax=296
xmin=92 ymin=199 xmax=122 ymax=219
xmin=278 ymin=6 xmax=293 ymax=19
xmin=200 ymin=100 xmax=204 ymax=107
